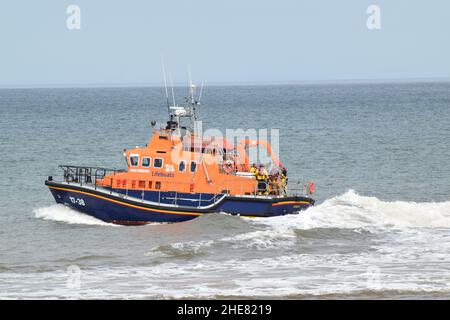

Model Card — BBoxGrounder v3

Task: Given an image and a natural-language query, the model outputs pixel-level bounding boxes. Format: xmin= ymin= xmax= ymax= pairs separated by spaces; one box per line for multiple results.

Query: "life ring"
xmin=222 ymin=159 xmax=235 ymax=174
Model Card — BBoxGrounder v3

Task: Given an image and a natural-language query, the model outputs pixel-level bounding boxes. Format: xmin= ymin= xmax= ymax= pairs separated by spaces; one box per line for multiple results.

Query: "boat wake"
xmin=33 ymin=204 xmax=116 ymax=226
xmin=251 ymin=189 xmax=450 ymax=231
xmin=149 ymin=189 xmax=450 ymax=255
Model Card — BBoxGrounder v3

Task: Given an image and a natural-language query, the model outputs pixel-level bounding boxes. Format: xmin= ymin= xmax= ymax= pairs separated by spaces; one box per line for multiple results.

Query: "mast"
xmin=161 ymin=56 xmax=170 ymax=114
xmin=160 ymin=64 xmax=202 ymax=134
xmin=169 ymin=72 xmax=176 ymax=107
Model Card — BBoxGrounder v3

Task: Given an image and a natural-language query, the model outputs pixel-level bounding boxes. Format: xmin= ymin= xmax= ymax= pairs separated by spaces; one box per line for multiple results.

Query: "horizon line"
xmin=1 ymin=77 xmax=450 ymax=89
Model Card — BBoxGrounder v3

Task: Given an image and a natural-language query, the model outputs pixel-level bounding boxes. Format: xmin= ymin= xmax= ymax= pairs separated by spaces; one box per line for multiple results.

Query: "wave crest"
xmin=253 ymin=190 xmax=450 ymax=230
xmin=34 ymin=204 xmax=116 ymax=226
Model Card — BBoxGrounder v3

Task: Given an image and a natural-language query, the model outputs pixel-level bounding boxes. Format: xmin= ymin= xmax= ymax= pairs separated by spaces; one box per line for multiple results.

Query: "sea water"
xmin=0 ymin=82 xmax=450 ymax=299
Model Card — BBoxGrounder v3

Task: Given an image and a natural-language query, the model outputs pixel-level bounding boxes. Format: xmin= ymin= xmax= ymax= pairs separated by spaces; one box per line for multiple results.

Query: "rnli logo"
xmin=152 ymin=171 xmax=175 ymax=178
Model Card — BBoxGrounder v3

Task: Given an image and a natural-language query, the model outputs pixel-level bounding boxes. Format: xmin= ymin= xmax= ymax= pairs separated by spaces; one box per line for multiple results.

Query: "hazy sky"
xmin=1 ymin=0 xmax=449 ymax=87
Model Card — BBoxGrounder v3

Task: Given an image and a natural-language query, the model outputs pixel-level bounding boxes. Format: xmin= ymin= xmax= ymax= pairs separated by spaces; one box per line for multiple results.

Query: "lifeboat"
xmin=45 ymin=83 xmax=315 ymax=225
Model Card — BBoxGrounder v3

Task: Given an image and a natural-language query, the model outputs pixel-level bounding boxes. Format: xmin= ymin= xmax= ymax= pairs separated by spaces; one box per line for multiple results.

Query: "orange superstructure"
xmin=95 ymin=80 xmax=291 ymax=197
xmin=96 ymin=130 xmax=268 ymax=196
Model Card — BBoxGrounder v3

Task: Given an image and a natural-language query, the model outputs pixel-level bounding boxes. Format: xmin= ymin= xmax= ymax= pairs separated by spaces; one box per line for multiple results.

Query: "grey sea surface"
xmin=1 ymin=82 xmax=450 ymax=299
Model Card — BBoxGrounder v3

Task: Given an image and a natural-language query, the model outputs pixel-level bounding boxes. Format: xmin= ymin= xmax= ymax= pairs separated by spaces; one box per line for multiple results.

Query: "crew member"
xmin=257 ymin=165 xmax=269 ymax=195
xmin=281 ymin=168 xmax=288 ymax=195
xmin=267 ymin=172 xmax=277 ymax=195
xmin=249 ymin=163 xmax=258 ymax=175
xmin=259 ymin=165 xmax=269 ymax=181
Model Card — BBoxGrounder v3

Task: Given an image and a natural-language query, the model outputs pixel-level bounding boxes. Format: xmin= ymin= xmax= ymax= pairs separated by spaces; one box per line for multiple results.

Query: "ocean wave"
xmin=145 ymin=190 xmax=450 ymax=255
xmin=33 ymin=204 xmax=117 ymax=226
xmin=219 ymin=229 xmax=297 ymax=249
xmin=252 ymin=190 xmax=450 ymax=231
xmin=145 ymin=240 xmax=214 ymax=258
xmin=146 ymin=228 xmax=297 ymax=256
xmin=2 ymin=251 xmax=450 ymax=299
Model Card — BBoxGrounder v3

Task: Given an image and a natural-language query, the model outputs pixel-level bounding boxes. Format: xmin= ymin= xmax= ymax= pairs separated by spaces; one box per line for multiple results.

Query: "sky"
xmin=1 ymin=0 xmax=449 ymax=87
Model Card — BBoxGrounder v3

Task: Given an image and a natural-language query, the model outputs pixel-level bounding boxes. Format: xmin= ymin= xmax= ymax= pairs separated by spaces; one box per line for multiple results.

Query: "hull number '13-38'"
xmin=69 ymin=197 xmax=85 ymax=206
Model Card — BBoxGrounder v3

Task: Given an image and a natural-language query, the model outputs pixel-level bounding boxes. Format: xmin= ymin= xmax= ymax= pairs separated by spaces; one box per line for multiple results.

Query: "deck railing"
xmin=59 ymin=165 xmax=125 ymax=188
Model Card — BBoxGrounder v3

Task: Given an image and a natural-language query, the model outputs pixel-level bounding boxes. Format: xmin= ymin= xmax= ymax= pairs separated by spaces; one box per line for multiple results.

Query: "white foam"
xmin=2 ymin=250 xmax=450 ymax=299
xmin=252 ymin=190 xmax=450 ymax=231
xmin=150 ymin=229 xmax=297 ymax=253
xmin=219 ymin=229 xmax=296 ymax=249
xmin=34 ymin=204 xmax=116 ymax=226
xmin=170 ymin=240 xmax=214 ymax=251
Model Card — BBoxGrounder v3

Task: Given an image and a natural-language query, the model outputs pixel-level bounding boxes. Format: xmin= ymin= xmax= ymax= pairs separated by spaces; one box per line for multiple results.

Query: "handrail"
xmin=59 ymin=165 xmax=125 ymax=188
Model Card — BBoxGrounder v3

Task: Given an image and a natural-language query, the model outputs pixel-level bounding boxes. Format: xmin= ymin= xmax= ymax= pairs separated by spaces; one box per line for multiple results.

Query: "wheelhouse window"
xmin=142 ymin=157 xmax=151 ymax=167
xmin=154 ymin=158 xmax=163 ymax=168
xmin=130 ymin=155 xmax=139 ymax=167
xmin=178 ymin=160 xmax=186 ymax=172
xmin=190 ymin=161 xmax=197 ymax=173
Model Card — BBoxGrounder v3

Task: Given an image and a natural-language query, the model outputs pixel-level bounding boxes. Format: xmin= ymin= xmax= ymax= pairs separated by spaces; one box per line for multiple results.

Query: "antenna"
xmin=169 ymin=72 xmax=176 ymax=107
xmin=187 ymin=64 xmax=195 ymax=104
xmin=198 ymin=81 xmax=204 ymax=104
xmin=161 ymin=55 xmax=170 ymax=112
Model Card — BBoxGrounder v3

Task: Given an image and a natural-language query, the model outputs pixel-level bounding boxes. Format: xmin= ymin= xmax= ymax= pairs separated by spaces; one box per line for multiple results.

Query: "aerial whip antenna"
xmin=160 ymin=55 xmax=170 ymax=113
xmin=187 ymin=64 xmax=195 ymax=105
xmin=198 ymin=81 xmax=204 ymax=104
xmin=169 ymin=72 xmax=176 ymax=107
